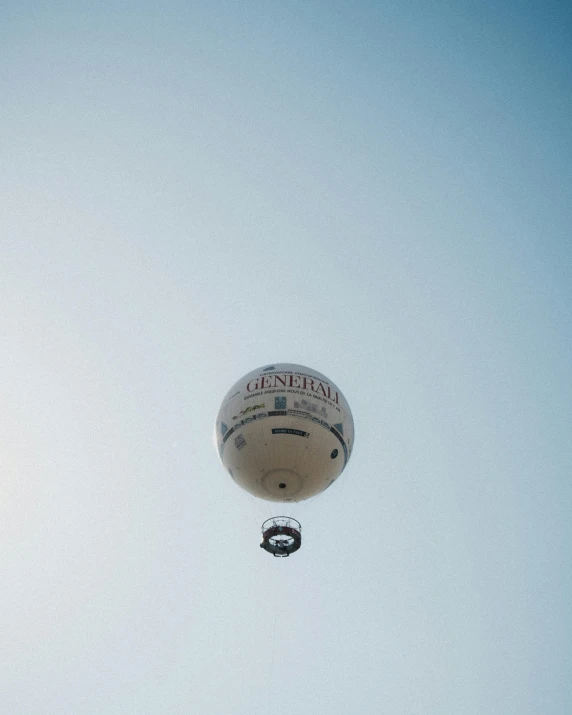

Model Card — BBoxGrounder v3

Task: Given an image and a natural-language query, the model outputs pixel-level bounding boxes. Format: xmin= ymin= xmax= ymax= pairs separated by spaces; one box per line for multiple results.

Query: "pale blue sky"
xmin=1 ymin=2 xmax=571 ymax=713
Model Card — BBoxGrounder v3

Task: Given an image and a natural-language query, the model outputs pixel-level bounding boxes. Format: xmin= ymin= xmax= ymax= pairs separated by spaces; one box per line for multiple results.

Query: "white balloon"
xmin=215 ymin=363 xmax=354 ymax=502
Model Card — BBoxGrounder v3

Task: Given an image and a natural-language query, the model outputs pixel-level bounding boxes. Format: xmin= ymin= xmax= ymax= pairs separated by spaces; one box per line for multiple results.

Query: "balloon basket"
xmin=260 ymin=516 xmax=302 ymax=557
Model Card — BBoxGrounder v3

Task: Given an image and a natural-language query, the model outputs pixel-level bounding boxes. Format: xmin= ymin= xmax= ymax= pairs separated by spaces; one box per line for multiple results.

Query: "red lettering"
xmin=325 ymin=385 xmax=339 ymax=403
xmin=249 ymin=373 xmax=340 ymax=402
xmin=302 ymin=377 xmax=315 ymax=392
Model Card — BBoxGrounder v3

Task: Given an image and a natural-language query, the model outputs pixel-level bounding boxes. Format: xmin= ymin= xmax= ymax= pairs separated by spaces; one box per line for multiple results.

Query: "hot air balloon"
xmin=215 ymin=363 xmax=354 ymax=556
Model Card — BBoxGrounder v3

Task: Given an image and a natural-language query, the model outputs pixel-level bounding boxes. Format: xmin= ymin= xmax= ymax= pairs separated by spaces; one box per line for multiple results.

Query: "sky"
xmin=1 ymin=1 xmax=571 ymax=713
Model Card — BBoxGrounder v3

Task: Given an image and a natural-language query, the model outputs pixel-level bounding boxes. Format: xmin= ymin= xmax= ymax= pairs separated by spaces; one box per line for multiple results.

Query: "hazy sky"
xmin=1 ymin=2 xmax=571 ymax=713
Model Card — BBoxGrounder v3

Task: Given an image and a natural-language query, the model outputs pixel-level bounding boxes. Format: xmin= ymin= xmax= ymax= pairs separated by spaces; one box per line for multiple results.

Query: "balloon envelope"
xmin=215 ymin=363 xmax=354 ymax=502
